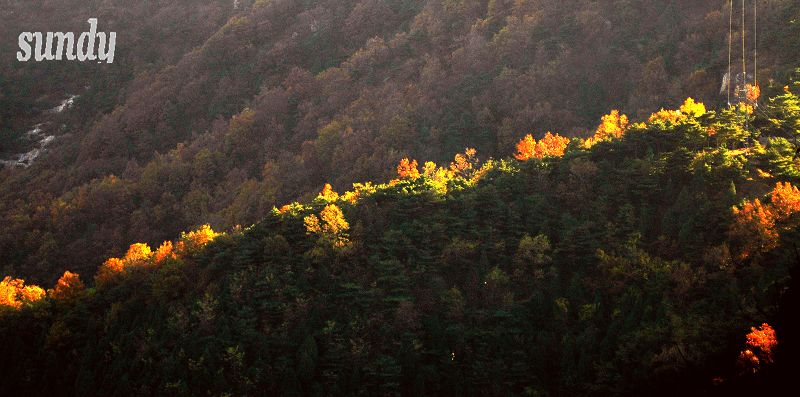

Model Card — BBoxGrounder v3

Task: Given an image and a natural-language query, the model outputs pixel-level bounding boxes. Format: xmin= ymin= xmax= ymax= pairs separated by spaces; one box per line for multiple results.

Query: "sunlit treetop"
xmin=304 ymin=204 xmax=351 ymax=249
xmin=595 ymin=110 xmax=629 ymax=140
xmin=178 ymin=224 xmax=220 ymax=252
xmin=679 ymin=97 xmax=707 ymax=117
xmin=583 ymin=110 xmax=630 ymax=148
xmin=648 ymin=98 xmax=707 ymax=125
xmin=317 ymin=183 xmax=340 ymax=203
xmin=124 ymin=243 xmax=153 ymax=263
xmin=0 ymin=276 xmax=45 ymax=310
xmin=154 ymin=241 xmax=177 ymax=264
xmin=396 ymin=158 xmax=421 ymax=180
xmin=450 ymin=148 xmax=478 ymax=176
xmin=48 ymin=271 xmax=85 ymax=301
xmin=515 ymin=132 xmax=570 ymax=161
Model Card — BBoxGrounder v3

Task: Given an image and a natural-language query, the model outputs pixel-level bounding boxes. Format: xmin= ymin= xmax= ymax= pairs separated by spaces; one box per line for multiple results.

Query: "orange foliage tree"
xmin=732 ymin=182 xmax=800 ymax=259
xmin=738 ymin=323 xmax=777 ymax=373
xmin=583 ymin=110 xmax=630 ymax=148
xmin=48 ymin=271 xmax=85 ymax=301
xmin=745 ymin=84 xmax=761 ymax=103
xmin=515 ymin=132 xmax=570 ymax=161
xmin=154 ymin=241 xmax=177 ymax=264
xmin=96 ymin=225 xmax=220 ymax=286
xmin=450 ymin=148 xmax=478 ymax=176
xmin=0 ymin=276 xmax=45 ymax=310
xmin=397 ymin=158 xmax=420 ymax=180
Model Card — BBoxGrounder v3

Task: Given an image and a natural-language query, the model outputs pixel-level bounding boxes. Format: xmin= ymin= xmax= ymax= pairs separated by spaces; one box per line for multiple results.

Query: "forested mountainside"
xmin=1 ymin=0 xmax=800 ymax=283
xmin=2 ymin=88 xmax=800 ymax=395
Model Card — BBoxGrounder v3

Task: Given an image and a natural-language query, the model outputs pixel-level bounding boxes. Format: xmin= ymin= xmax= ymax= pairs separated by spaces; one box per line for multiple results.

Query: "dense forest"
xmin=2 ymin=85 xmax=800 ymax=394
xmin=2 ymin=0 xmax=800 ymax=395
xmin=2 ymin=0 xmax=800 ymax=283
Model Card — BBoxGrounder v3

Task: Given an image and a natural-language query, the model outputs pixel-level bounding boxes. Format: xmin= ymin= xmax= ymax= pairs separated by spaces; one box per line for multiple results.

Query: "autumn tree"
xmin=177 ymin=224 xmax=220 ymax=253
xmin=738 ymin=323 xmax=777 ymax=373
xmin=154 ymin=241 xmax=177 ymax=264
xmin=396 ymin=158 xmax=420 ymax=180
xmin=305 ymin=204 xmax=351 ymax=249
xmin=584 ymin=110 xmax=629 ymax=148
xmin=595 ymin=110 xmax=629 ymax=140
xmin=731 ymin=182 xmax=800 ymax=259
xmin=450 ymin=148 xmax=479 ymax=177
xmin=48 ymin=271 xmax=85 ymax=301
xmin=0 ymin=276 xmax=45 ymax=310
xmin=515 ymin=132 xmax=570 ymax=160
xmin=647 ymin=98 xmax=706 ymax=125
xmin=317 ymin=183 xmax=340 ymax=202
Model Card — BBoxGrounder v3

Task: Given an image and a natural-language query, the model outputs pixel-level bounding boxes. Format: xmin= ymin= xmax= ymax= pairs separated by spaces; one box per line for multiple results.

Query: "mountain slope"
xmin=1 ymin=93 xmax=799 ymax=395
xmin=2 ymin=0 xmax=800 ymax=283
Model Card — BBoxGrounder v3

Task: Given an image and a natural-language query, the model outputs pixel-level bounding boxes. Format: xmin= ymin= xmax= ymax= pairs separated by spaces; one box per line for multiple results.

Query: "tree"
xmin=450 ymin=148 xmax=478 ymax=176
xmin=0 ymin=276 xmax=45 ymax=310
xmin=731 ymin=182 xmax=800 ymax=258
xmin=317 ymin=183 xmax=340 ymax=203
xmin=305 ymin=204 xmax=351 ymax=249
xmin=584 ymin=110 xmax=629 ymax=148
xmin=48 ymin=271 xmax=85 ymax=301
xmin=396 ymin=158 xmax=420 ymax=180
xmin=594 ymin=110 xmax=629 ymax=140
xmin=515 ymin=132 xmax=570 ymax=160
xmin=738 ymin=323 xmax=777 ymax=373
xmin=154 ymin=241 xmax=177 ymax=264
xmin=177 ymin=224 xmax=220 ymax=253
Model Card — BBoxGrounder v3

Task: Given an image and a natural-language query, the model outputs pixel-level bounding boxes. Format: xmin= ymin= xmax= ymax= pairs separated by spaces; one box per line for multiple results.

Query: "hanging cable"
xmin=742 ymin=0 xmax=746 ymax=80
xmin=754 ymin=0 xmax=758 ymax=86
xmin=728 ymin=0 xmax=733 ymax=105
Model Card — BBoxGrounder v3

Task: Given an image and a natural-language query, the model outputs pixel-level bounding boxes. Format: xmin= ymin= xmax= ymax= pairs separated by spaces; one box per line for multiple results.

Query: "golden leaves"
xmin=595 ymin=110 xmax=629 ymax=140
xmin=648 ymin=98 xmax=707 ymax=124
xmin=318 ymin=183 xmax=340 ymax=202
xmin=96 ymin=225 xmax=220 ymax=286
xmin=0 ymin=276 xmax=45 ymax=310
xmin=515 ymin=132 xmax=570 ymax=161
xmin=305 ymin=204 xmax=351 ymax=249
xmin=450 ymin=148 xmax=478 ymax=176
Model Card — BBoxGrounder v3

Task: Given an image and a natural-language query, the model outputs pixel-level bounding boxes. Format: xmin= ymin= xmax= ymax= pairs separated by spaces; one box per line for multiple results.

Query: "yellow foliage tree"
xmin=0 ymin=276 xmax=45 ymax=310
xmin=177 ymin=224 xmax=220 ymax=253
xmin=648 ymin=98 xmax=707 ymax=124
xmin=124 ymin=243 xmax=153 ymax=263
xmin=318 ymin=183 xmax=340 ymax=202
xmin=679 ymin=97 xmax=706 ymax=117
xmin=304 ymin=204 xmax=351 ymax=249
xmin=594 ymin=110 xmax=629 ymax=140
